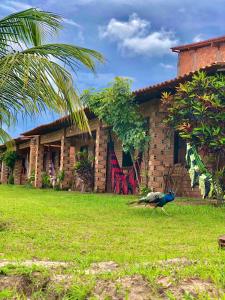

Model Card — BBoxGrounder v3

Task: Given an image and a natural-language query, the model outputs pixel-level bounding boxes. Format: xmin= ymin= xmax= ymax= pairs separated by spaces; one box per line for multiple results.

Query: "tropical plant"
xmin=74 ymin=151 xmax=94 ymax=190
xmin=161 ymin=71 xmax=225 ymax=199
xmin=26 ymin=170 xmax=35 ymax=188
xmin=82 ymin=77 xmax=149 ymax=186
xmin=0 ymin=8 xmax=104 ymax=144
xmin=1 ymin=150 xmax=18 ymax=170
xmin=54 ymin=170 xmax=65 ymax=190
xmin=1 ymin=150 xmax=18 ymax=184
xmin=41 ymin=172 xmax=51 ymax=188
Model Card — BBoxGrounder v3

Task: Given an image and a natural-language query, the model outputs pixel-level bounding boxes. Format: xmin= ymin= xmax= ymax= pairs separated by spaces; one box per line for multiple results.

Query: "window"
xmin=122 ymin=151 xmax=133 ymax=167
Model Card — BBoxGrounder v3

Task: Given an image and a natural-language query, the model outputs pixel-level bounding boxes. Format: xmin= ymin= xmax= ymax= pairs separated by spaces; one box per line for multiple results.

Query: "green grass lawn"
xmin=0 ymin=185 xmax=225 ymax=299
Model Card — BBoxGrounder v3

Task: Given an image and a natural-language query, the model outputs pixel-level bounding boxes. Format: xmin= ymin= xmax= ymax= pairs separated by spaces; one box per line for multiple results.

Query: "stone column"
xmin=0 ymin=161 xmax=8 ymax=184
xmin=34 ymin=136 xmax=44 ymax=188
xmin=60 ymin=130 xmax=72 ymax=189
xmin=148 ymin=104 xmax=174 ymax=192
xmin=28 ymin=137 xmax=37 ymax=177
xmin=94 ymin=123 xmax=108 ymax=192
xmin=14 ymin=159 xmax=22 ymax=185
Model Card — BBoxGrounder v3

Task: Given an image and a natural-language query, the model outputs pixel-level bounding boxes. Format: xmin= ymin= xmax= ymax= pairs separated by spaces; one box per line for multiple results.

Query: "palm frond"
xmin=0 ymin=8 xmax=62 ymax=54
xmin=0 ymin=52 xmax=89 ymax=130
xmin=23 ymin=43 xmax=105 ymax=72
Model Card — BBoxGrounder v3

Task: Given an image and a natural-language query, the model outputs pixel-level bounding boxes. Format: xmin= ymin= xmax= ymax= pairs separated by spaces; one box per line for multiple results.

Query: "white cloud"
xmin=99 ymin=13 xmax=149 ymax=40
xmin=160 ymin=63 xmax=175 ymax=69
xmin=193 ymin=34 xmax=204 ymax=43
xmin=99 ymin=13 xmax=178 ymax=56
xmin=63 ymin=18 xmax=82 ymax=28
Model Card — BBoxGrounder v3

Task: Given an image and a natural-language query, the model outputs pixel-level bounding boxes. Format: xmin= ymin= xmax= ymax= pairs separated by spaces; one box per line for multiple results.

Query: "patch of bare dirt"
xmin=92 ymin=275 xmax=155 ymax=300
xmin=0 ymin=259 xmax=70 ymax=269
xmin=158 ymin=257 xmax=195 ymax=267
xmin=0 ymin=275 xmax=31 ymax=293
xmin=85 ymin=261 xmax=119 ymax=275
xmin=169 ymin=278 xmax=222 ymax=299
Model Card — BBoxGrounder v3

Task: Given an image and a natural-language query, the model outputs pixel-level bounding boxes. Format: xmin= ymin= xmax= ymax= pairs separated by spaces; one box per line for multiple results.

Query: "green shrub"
xmin=53 ymin=170 xmax=65 ymax=190
xmin=7 ymin=174 xmax=14 ymax=185
xmin=41 ymin=172 xmax=51 ymax=188
xmin=74 ymin=151 xmax=94 ymax=190
xmin=139 ymin=185 xmax=151 ymax=196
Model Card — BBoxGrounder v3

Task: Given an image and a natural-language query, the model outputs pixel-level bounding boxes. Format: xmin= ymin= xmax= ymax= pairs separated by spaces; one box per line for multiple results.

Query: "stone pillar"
xmin=34 ymin=136 xmax=44 ymax=188
xmin=148 ymin=104 xmax=174 ymax=192
xmin=28 ymin=138 xmax=37 ymax=177
xmin=0 ymin=161 xmax=8 ymax=184
xmin=60 ymin=131 xmax=72 ymax=189
xmin=94 ymin=123 xmax=108 ymax=192
xmin=14 ymin=159 xmax=22 ymax=185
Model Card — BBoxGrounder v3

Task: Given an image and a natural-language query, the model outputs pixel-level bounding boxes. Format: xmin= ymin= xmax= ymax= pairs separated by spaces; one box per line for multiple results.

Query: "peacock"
xmin=129 ymin=191 xmax=175 ymax=215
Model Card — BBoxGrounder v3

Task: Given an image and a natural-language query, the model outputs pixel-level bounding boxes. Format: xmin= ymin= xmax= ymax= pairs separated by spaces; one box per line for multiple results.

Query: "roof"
xmin=21 ymin=62 xmax=225 ymax=137
xmin=171 ymin=35 xmax=225 ymax=52
xmin=22 ymin=108 xmax=95 ymax=136
xmin=133 ymin=62 xmax=225 ymax=100
xmin=0 ymin=136 xmax=31 ymax=149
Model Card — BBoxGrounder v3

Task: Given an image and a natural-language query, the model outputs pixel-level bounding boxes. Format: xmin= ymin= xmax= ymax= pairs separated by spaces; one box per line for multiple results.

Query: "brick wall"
xmin=34 ymin=136 xmax=44 ymax=188
xmin=9 ymin=101 xmax=202 ymax=197
xmin=94 ymin=123 xmax=108 ymax=192
xmin=178 ymin=42 xmax=225 ymax=76
xmin=14 ymin=159 xmax=22 ymax=185
xmin=0 ymin=161 xmax=8 ymax=184
xmin=29 ymin=138 xmax=36 ymax=177
xmin=60 ymin=131 xmax=73 ymax=189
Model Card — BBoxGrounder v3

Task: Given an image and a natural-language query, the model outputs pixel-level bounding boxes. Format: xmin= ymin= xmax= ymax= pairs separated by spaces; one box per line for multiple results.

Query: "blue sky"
xmin=1 ymin=0 xmax=225 ymax=136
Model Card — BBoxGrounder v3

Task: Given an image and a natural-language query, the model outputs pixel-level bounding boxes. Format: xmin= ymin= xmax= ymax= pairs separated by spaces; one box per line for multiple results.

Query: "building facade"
xmin=1 ymin=36 xmax=225 ymax=197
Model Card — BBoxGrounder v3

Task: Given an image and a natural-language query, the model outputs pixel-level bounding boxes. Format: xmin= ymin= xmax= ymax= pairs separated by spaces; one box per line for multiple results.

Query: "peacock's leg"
xmin=151 ymin=206 xmax=157 ymax=215
xmin=161 ymin=207 xmax=169 ymax=216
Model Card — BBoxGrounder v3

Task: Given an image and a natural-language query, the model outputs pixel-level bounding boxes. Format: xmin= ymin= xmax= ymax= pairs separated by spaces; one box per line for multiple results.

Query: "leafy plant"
xmin=74 ymin=151 xmax=94 ymax=190
xmin=162 ymin=71 xmax=225 ymax=199
xmin=139 ymin=185 xmax=152 ymax=196
xmin=41 ymin=172 xmax=52 ymax=188
xmin=82 ymin=77 xmax=149 ymax=187
xmin=7 ymin=174 xmax=14 ymax=185
xmin=26 ymin=171 xmax=35 ymax=188
xmin=0 ymin=8 xmax=104 ymax=144
xmin=1 ymin=151 xmax=18 ymax=183
xmin=53 ymin=170 xmax=65 ymax=190
xmin=2 ymin=151 xmax=18 ymax=170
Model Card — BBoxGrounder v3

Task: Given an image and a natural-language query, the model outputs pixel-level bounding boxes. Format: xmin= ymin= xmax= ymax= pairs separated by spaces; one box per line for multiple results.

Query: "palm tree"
xmin=0 ymin=8 xmax=104 ymax=143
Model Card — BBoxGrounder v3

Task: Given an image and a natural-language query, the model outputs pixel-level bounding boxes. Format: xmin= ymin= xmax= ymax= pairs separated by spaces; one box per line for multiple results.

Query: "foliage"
xmin=82 ymin=77 xmax=149 ymax=155
xmin=53 ymin=170 xmax=65 ymax=190
xmin=162 ymin=71 xmax=225 ymax=156
xmin=0 ymin=8 xmax=104 ymax=144
xmin=74 ymin=151 xmax=94 ymax=189
xmin=26 ymin=170 xmax=35 ymax=188
xmin=162 ymin=71 xmax=225 ymax=197
xmin=139 ymin=185 xmax=152 ymax=196
xmin=8 ymin=174 xmax=14 ymax=185
xmin=41 ymin=172 xmax=51 ymax=188
xmin=1 ymin=151 xmax=18 ymax=171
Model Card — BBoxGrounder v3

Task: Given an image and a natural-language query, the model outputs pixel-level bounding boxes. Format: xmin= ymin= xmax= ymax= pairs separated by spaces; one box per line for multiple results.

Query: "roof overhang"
xmin=171 ymin=35 xmax=225 ymax=52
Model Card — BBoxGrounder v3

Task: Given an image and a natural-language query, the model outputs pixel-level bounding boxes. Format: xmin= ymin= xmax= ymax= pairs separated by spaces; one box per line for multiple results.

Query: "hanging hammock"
xmin=110 ymin=149 xmax=142 ymax=195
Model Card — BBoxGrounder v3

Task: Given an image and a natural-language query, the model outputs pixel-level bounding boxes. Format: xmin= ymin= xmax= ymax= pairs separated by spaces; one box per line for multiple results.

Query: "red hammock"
xmin=110 ymin=150 xmax=141 ymax=194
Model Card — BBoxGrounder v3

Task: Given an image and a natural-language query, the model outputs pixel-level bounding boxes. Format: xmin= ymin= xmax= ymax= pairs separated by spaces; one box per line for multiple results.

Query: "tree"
xmin=161 ymin=71 xmax=225 ymax=198
xmin=82 ymin=77 xmax=149 ymax=186
xmin=0 ymin=8 xmax=104 ymax=143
